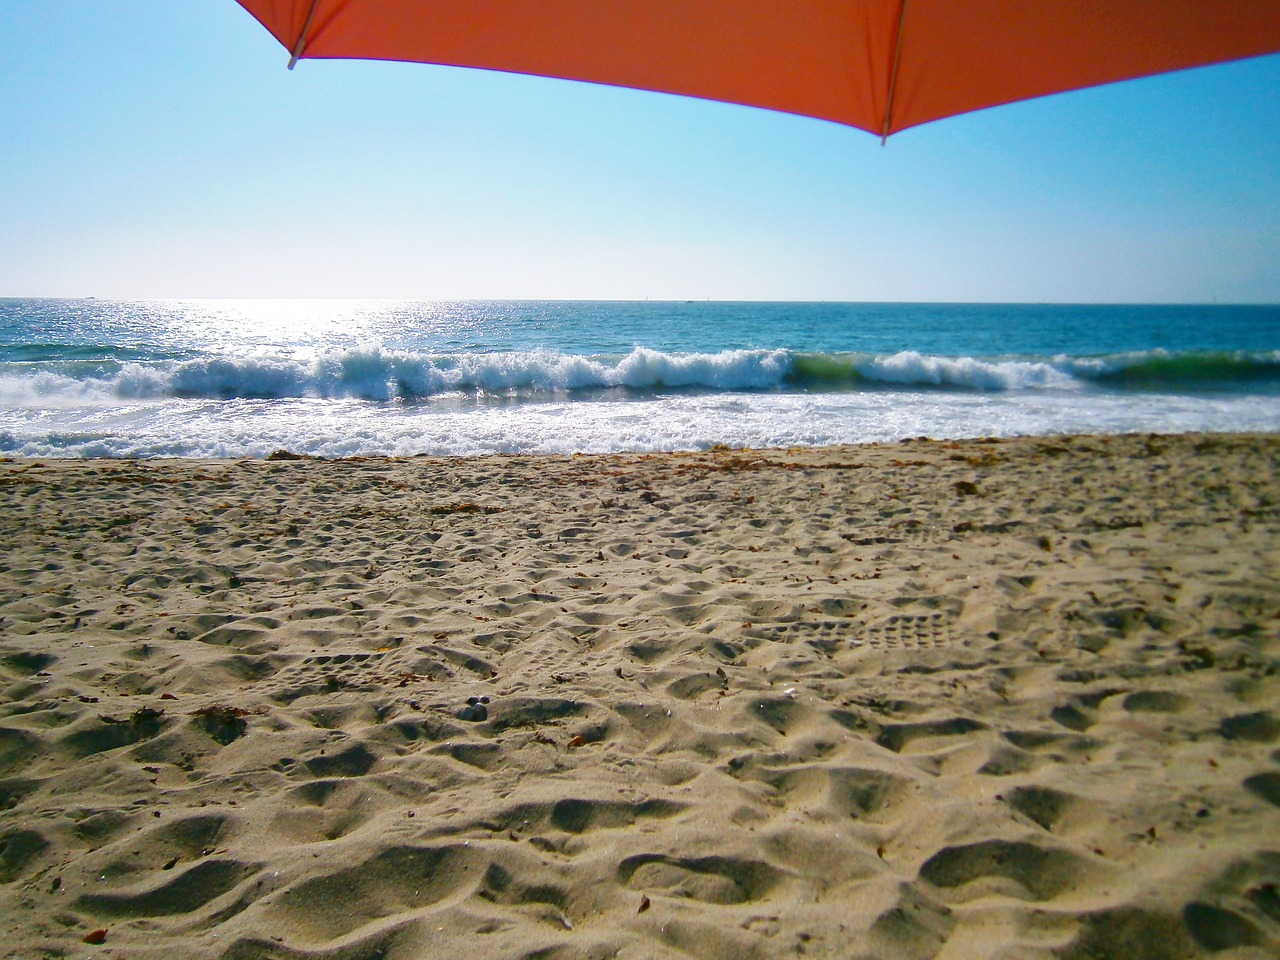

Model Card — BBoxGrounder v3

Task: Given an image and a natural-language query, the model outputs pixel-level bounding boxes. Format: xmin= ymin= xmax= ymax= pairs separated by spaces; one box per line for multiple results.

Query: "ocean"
xmin=1 ymin=298 xmax=1278 ymax=459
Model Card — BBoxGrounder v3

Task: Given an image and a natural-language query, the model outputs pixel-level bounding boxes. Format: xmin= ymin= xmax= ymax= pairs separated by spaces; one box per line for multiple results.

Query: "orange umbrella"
xmin=234 ymin=1 xmax=1280 ymax=139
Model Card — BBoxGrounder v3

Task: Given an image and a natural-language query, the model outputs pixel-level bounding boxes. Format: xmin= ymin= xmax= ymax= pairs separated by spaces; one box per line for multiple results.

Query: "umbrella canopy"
xmin=234 ymin=1 xmax=1280 ymax=138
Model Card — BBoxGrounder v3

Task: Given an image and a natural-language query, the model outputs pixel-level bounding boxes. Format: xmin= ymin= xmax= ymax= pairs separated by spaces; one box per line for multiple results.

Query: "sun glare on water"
xmin=155 ymin=299 xmax=478 ymax=359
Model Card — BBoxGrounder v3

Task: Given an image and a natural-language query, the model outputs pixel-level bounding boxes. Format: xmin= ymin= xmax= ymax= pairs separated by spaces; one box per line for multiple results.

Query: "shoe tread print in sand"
xmin=0 ymin=434 xmax=1277 ymax=958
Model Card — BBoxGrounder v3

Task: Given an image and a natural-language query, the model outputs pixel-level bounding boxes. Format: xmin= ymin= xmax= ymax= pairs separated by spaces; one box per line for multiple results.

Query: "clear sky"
xmin=2 ymin=2 xmax=1278 ymax=303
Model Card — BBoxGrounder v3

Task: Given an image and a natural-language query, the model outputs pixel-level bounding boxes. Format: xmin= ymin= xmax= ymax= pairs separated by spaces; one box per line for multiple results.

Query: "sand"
xmin=1 ymin=432 xmax=1278 ymax=960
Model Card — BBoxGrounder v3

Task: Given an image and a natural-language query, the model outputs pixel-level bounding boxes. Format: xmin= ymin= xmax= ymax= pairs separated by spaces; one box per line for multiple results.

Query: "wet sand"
xmin=1 ymin=433 xmax=1278 ymax=959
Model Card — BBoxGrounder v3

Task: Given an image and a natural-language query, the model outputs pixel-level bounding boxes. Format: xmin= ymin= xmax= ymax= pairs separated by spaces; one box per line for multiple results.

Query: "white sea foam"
xmin=0 ymin=347 xmax=799 ymax=403
xmin=4 ymin=330 xmax=1280 ymax=458
xmin=4 ymin=346 xmax=1279 ymax=407
xmin=3 ymin=390 xmax=1279 ymax=459
xmin=855 ymin=351 xmax=1078 ymax=390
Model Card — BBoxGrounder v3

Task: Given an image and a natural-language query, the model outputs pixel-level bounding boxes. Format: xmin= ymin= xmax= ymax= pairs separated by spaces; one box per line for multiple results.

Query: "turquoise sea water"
xmin=1 ymin=299 xmax=1278 ymax=457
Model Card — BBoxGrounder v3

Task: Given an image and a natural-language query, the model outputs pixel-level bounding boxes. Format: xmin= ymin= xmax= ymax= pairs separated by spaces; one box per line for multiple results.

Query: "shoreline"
xmin=2 ymin=432 xmax=1278 ymax=958
xmin=5 ymin=427 xmax=1280 ymax=464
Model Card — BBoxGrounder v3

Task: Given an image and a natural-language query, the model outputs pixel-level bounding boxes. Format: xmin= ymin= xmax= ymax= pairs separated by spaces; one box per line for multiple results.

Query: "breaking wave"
xmin=2 ymin=346 xmax=1278 ymax=405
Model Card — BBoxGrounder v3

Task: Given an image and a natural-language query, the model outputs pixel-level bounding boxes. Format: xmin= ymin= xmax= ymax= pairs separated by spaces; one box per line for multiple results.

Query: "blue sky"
xmin=1 ymin=2 xmax=1278 ymax=302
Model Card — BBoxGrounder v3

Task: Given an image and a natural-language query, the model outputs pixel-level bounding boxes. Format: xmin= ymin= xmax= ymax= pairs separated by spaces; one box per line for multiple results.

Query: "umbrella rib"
xmin=287 ymin=0 xmax=324 ymax=70
xmin=881 ymin=0 xmax=909 ymax=143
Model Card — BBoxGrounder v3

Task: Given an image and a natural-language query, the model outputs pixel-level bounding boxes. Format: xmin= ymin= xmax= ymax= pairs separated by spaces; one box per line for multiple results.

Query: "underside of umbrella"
xmin=233 ymin=1 xmax=1280 ymax=138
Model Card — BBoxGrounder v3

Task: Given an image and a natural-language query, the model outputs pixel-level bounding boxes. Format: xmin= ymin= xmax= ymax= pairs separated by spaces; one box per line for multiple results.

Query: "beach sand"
xmin=1 ymin=433 xmax=1278 ymax=960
